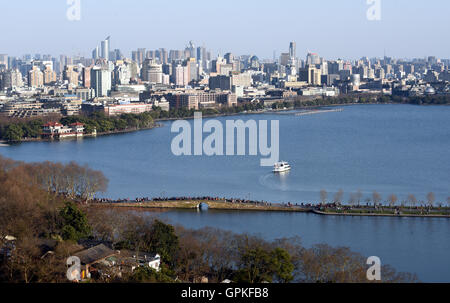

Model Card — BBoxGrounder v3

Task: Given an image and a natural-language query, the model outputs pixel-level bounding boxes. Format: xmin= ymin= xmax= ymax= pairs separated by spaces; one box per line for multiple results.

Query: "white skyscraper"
xmin=101 ymin=36 xmax=110 ymax=61
xmin=91 ymin=66 xmax=111 ymax=97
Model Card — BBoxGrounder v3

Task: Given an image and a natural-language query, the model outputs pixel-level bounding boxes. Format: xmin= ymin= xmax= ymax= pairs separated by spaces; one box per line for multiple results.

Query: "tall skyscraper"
xmin=101 ymin=36 xmax=110 ymax=61
xmin=289 ymin=42 xmax=296 ymax=60
xmin=91 ymin=67 xmax=111 ymax=97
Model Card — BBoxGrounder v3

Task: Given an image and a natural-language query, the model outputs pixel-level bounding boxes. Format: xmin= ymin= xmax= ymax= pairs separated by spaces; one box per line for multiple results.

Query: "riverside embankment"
xmin=92 ymin=198 xmax=450 ymax=218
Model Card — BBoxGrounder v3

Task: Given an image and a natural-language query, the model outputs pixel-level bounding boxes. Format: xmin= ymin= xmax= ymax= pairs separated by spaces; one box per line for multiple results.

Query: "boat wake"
xmin=259 ymin=173 xmax=292 ymax=192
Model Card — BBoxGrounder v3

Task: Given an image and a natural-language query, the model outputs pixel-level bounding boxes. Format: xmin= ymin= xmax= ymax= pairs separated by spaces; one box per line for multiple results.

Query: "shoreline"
xmin=92 ymin=200 xmax=450 ymax=218
xmin=2 ymin=102 xmax=447 ymax=144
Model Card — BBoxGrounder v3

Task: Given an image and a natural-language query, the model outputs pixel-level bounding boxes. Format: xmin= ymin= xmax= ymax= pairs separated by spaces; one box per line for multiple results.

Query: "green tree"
xmin=271 ymin=248 xmax=294 ymax=283
xmin=4 ymin=124 xmax=24 ymax=141
xmin=59 ymin=202 xmax=91 ymax=241
xmin=143 ymin=220 xmax=179 ymax=269
xmin=129 ymin=265 xmax=175 ymax=283
xmin=234 ymin=247 xmax=294 ymax=283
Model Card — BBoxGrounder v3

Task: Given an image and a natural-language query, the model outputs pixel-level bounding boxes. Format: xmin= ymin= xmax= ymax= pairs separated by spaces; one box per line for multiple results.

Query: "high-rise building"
xmin=141 ymin=59 xmax=163 ymax=84
xmin=186 ymin=41 xmax=196 ymax=59
xmin=289 ymin=42 xmax=296 ymax=60
xmin=101 ymin=36 xmax=110 ymax=61
xmin=0 ymin=69 xmax=23 ymax=89
xmin=92 ymin=47 xmax=100 ymax=60
xmin=306 ymin=53 xmax=321 ymax=66
xmin=82 ymin=66 xmax=92 ymax=88
xmin=160 ymin=48 xmax=168 ymax=64
xmin=0 ymin=54 xmax=8 ymax=70
xmin=43 ymin=65 xmax=57 ymax=84
xmin=279 ymin=53 xmax=290 ymax=66
xmin=111 ymin=49 xmax=122 ymax=61
xmin=186 ymin=58 xmax=198 ymax=82
xmin=172 ymin=64 xmax=189 ymax=87
xmin=63 ymin=65 xmax=79 ymax=87
xmin=299 ymin=65 xmax=321 ymax=85
xmin=28 ymin=66 xmax=44 ymax=88
xmin=90 ymin=67 xmax=112 ymax=97
xmin=113 ymin=62 xmax=131 ymax=85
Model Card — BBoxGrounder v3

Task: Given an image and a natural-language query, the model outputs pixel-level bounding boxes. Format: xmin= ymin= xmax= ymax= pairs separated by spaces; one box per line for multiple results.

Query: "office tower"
xmin=186 ymin=41 xmax=195 ymax=58
xmin=136 ymin=48 xmax=146 ymax=65
xmin=306 ymin=53 xmax=321 ymax=66
xmin=146 ymin=50 xmax=155 ymax=60
xmin=141 ymin=59 xmax=163 ymax=84
xmin=0 ymin=54 xmax=8 ymax=69
xmin=91 ymin=66 xmax=112 ymax=97
xmin=169 ymin=50 xmax=183 ymax=62
xmin=160 ymin=48 xmax=168 ymax=64
xmin=328 ymin=60 xmax=344 ymax=75
xmin=59 ymin=55 xmax=67 ymax=74
xmin=101 ymin=36 xmax=110 ymax=61
xmin=197 ymin=47 xmax=203 ymax=62
xmin=279 ymin=53 xmax=290 ymax=66
xmin=289 ymin=42 xmax=296 ymax=60
xmin=28 ymin=66 xmax=44 ymax=87
xmin=224 ymin=53 xmax=234 ymax=65
xmin=299 ymin=65 xmax=321 ymax=85
xmin=186 ymin=58 xmax=198 ymax=82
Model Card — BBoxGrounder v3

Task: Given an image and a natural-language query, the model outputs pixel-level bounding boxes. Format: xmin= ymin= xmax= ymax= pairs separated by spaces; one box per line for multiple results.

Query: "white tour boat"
xmin=273 ymin=161 xmax=291 ymax=173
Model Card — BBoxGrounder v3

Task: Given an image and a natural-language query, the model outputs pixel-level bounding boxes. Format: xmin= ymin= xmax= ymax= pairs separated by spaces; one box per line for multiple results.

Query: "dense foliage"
xmin=271 ymin=94 xmax=450 ymax=109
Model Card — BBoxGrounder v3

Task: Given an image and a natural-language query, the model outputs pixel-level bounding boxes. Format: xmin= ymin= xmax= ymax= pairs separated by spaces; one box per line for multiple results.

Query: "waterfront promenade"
xmin=92 ymin=196 xmax=450 ymax=218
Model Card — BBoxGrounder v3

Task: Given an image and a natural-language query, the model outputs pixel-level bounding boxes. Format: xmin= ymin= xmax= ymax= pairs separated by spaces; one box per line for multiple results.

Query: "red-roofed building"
xmin=42 ymin=122 xmax=85 ymax=140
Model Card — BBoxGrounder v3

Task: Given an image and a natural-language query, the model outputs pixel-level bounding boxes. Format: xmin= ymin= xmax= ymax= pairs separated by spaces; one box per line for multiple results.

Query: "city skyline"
xmin=1 ymin=0 xmax=449 ymax=60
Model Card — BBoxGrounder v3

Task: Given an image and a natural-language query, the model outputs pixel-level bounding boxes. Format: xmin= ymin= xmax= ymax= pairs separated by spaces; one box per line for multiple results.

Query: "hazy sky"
xmin=1 ymin=0 xmax=449 ymax=60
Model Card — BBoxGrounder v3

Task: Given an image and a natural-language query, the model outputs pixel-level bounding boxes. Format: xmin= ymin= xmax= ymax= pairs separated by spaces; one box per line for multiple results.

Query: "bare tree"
xmin=426 ymin=192 xmax=435 ymax=208
xmin=333 ymin=189 xmax=344 ymax=206
xmin=387 ymin=194 xmax=398 ymax=208
xmin=355 ymin=189 xmax=363 ymax=206
xmin=407 ymin=194 xmax=417 ymax=207
xmin=320 ymin=190 xmax=328 ymax=204
xmin=348 ymin=193 xmax=356 ymax=206
xmin=372 ymin=191 xmax=382 ymax=207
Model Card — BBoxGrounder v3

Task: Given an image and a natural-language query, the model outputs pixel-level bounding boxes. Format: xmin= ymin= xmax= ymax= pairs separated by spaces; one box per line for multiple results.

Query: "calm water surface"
xmin=1 ymin=104 xmax=449 ymax=281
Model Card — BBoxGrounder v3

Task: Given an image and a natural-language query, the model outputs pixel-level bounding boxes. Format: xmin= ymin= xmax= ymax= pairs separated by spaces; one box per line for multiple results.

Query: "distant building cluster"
xmin=0 ymin=39 xmax=449 ymax=117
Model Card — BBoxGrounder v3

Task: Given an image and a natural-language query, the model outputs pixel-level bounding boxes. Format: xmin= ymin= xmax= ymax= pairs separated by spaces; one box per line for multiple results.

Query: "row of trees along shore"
xmin=1 ymin=94 xmax=449 ymax=142
xmin=319 ymin=189 xmax=450 ymax=209
xmin=0 ymin=155 xmax=418 ymax=283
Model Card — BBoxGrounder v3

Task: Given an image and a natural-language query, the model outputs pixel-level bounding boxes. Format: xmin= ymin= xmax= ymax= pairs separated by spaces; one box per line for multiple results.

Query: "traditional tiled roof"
xmin=74 ymin=244 xmax=115 ymax=265
xmin=43 ymin=122 xmax=63 ymax=127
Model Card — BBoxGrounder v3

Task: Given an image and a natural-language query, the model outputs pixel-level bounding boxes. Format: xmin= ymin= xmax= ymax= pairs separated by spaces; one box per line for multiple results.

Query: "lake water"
xmin=1 ymin=104 xmax=449 ymax=282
